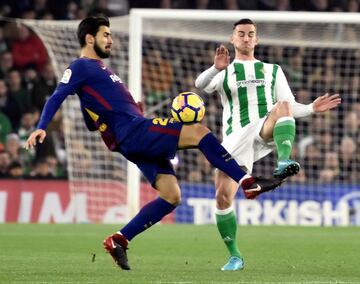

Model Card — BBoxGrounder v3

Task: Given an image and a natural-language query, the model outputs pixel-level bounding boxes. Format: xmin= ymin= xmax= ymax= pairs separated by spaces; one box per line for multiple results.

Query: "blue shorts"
xmin=117 ymin=117 xmax=183 ymax=187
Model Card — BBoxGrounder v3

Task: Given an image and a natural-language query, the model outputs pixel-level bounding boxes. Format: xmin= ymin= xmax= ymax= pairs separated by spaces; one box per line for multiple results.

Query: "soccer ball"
xmin=171 ymin=92 xmax=206 ymax=123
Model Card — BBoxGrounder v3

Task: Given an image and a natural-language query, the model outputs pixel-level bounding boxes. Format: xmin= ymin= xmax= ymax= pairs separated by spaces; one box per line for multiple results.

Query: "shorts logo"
xmin=60 ymin=69 xmax=72 ymax=84
xmin=99 ymin=123 xmax=107 ymax=132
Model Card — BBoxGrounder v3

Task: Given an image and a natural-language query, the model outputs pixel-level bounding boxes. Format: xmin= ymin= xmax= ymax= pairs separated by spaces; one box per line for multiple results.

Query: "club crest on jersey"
xmin=60 ymin=69 xmax=72 ymax=84
xmin=110 ymin=74 xmax=122 ymax=83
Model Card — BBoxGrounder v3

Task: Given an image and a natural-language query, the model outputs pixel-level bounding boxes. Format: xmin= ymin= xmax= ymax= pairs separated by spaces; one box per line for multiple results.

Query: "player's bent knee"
xmin=162 ymin=194 xmax=181 ymax=206
xmin=272 ymin=101 xmax=292 ymax=118
xmin=215 ymin=191 xmax=233 ymax=209
xmin=278 ymin=101 xmax=291 ymax=111
xmin=188 ymin=123 xmax=211 ymax=137
xmin=179 ymin=123 xmax=211 ymax=148
xmin=155 ymin=174 xmax=182 ymax=205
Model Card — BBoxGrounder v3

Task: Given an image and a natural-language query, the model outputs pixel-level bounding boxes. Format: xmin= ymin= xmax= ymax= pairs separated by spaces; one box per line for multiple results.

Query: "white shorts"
xmin=221 ymin=117 xmax=275 ymax=174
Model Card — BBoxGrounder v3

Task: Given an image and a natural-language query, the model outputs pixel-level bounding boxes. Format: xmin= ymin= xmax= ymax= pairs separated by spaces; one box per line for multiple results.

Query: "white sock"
xmin=215 ymin=207 xmax=234 ymax=215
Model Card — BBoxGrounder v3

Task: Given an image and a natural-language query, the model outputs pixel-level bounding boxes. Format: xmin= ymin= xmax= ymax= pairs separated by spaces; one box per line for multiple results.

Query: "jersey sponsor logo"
xmin=109 ymin=74 xmax=122 ymax=83
xmin=60 ymin=69 xmax=72 ymax=84
xmin=236 ymin=79 xmax=266 ymax=88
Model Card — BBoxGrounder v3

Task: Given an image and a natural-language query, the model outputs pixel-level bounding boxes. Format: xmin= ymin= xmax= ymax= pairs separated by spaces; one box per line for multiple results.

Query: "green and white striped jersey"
xmin=203 ymin=59 xmax=295 ymax=138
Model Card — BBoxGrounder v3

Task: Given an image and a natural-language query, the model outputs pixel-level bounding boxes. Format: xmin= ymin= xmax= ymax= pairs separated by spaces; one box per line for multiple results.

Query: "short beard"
xmin=94 ymin=41 xmax=110 ymax=59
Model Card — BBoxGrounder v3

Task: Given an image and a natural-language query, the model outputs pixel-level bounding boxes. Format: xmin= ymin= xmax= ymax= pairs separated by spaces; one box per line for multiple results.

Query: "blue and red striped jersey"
xmin=37 ymin=57 xmax=143 ymax=150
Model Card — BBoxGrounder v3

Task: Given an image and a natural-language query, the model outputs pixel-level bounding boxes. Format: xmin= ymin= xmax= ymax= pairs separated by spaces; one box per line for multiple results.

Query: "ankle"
xmin=239 ymin=174 xmax=253 ymax=186
xmin=113 ymin=232 xmax=129 ymax=248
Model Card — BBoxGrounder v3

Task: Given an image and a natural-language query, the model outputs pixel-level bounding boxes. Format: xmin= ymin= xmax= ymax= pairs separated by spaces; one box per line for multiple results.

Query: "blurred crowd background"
xmin=0 ymin=0 xmax=360 ymax=19
xmin=0 ymin=0 xmax=359 ymax=182
xmin=145 ymin=40 xmax=360 ymax=185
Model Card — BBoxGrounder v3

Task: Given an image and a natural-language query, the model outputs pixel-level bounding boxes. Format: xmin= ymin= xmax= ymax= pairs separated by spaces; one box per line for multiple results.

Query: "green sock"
xmin=273 ymin=117 xmax=296 ymax=161
xmin=215 ymin=209 xmax=242 ymax=258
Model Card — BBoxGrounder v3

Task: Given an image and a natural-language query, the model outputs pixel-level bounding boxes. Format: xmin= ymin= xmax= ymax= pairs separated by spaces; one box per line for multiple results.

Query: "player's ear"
xmin=85 ymin=34 xmax=94 ymax=45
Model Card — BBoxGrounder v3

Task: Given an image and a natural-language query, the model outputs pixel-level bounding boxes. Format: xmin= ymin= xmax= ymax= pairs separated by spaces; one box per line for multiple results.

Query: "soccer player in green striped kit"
xmin=195 ymin=18 xmax=341 ymax=271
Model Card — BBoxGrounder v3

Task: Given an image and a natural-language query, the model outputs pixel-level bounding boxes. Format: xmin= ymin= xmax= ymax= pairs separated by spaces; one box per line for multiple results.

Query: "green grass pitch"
xmin=0 ymin=224 xmax=359 ymax=283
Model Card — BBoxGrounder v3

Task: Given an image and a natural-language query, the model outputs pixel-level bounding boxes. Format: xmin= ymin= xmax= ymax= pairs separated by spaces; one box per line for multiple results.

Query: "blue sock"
xmin=120 ymin=197 xmax=176 ymax=241
xmin=198 ymin=133 xmax=246 ymax=183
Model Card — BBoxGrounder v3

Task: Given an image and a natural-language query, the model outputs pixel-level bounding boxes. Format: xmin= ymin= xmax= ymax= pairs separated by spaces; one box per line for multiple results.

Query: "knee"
xmin=170 ymin=193 xmax=181 ymax=206
xmin=155 ymin=175 xmax=182 ymax=205
xmin=160 ymin=191 xmax=181 ymax=206
xmin=179 ymin=123 xmax=211 ymax=147
xmin=192 ymin=123 xmax=211 ymax=140
xmin=215 ymin=189 xmax=233 ymax=209
xmin=273 ymin=101 xmax=292 ymax=117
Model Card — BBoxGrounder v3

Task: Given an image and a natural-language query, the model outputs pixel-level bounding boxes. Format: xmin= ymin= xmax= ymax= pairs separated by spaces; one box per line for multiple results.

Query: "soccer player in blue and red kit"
xmin=25 ymin=15 xmax=282 ymax=270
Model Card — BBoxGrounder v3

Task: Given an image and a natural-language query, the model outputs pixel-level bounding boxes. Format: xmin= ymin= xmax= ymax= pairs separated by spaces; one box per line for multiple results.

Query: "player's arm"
xmin=25 ymin=61 xmax=86 ymax=149
xmin=311 ymin=93 xmax=341 ymax=113
xmin=195 ymin=45 xmax=229 ymax=91
xmin=275 ymin=66 xmax=341 ymax=116
xmin=275 ymin=66 xmax=313 ymax=118
xmin=25 ymin=89 xmax=68 ymax=149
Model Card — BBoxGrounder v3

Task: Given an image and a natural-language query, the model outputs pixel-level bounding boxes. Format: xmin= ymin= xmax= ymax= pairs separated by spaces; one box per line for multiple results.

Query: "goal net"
xmin=22 ymin=18 xmax=132 ymax=223
xmin=24 ymin=10 xmax=360 ymax=225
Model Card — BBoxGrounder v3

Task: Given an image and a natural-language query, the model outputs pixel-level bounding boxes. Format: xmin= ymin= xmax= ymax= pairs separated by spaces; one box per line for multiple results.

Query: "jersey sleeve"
xmin=37 ymin=60 xmax=87 ymax=130
xmin=195 ymin=65 xmax=224 ymax=94
xmin=274 ymin=65 xmax=314 ymax=118
xmin=274 ymin=65 xmax=295 ymax=103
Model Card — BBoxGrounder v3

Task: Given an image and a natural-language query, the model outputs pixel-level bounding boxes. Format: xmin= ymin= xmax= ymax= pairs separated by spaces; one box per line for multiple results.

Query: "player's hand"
xmin=24 ymin=129 xmax=47 ymax=150
xmin=214 ymin=45 xmax=230 ymax=71
xmin=312 ymin=93 xmax=341 ymax=113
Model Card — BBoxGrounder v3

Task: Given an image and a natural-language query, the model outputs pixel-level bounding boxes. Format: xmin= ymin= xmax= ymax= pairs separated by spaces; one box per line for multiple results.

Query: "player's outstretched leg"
xmin=272 ymin=116 xmax=300 ymax=179
xmin=240 ymin=175 xmax=283 ymax=199
xmin=104 ymin=177 xmax=179 ymax=270
xmin=221 ymin=256 xmax=245 ymax=271
xmin=181 ymin=126 xmax=282 ymax=195
xmin=103 ymin=233 xmax=130 ymax=270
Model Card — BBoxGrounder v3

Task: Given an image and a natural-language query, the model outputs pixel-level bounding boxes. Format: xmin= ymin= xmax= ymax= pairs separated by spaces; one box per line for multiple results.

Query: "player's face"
xmin=93 ymin=25 xmax=113 ymax=59
xmin=231 ymin=24 xmax=258 ymax=56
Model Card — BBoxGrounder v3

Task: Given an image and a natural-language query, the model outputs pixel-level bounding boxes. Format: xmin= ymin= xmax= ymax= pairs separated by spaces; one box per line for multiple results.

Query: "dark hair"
xmin=233 ymin=18 xmax=256 ymax=30
xmin=77 ymin=15 xmax=110 ymax=47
